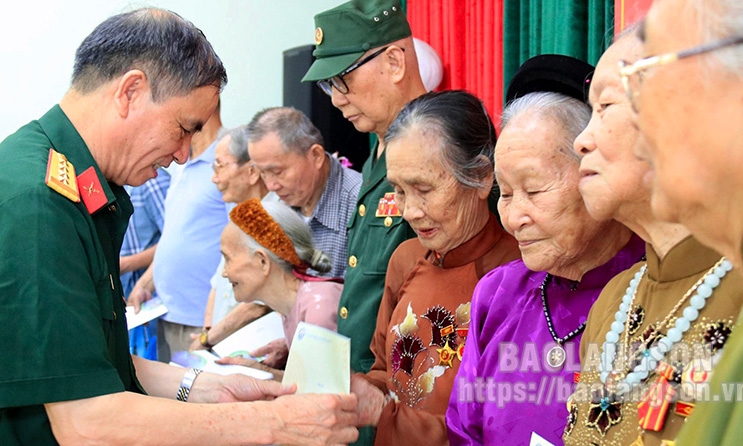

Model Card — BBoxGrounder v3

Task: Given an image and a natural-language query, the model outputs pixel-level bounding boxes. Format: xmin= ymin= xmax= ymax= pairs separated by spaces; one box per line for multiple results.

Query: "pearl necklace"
xmin=540 ymin=274 xmax=586 ymax=368
xmin=599 ymin=257 xmax=732 ymax=395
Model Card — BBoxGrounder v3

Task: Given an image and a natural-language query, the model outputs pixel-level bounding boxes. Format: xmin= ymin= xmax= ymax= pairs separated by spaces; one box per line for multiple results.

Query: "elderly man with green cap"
xmin=302 ymin=0 xmax=425 ymax=444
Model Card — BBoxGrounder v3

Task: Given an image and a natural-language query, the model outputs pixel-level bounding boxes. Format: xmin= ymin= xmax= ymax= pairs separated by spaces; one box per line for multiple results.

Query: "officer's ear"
xmin=114 ymin=70 xmax=148 ymax=118
xmin=386 ymin=45 xmax=406 ymax=84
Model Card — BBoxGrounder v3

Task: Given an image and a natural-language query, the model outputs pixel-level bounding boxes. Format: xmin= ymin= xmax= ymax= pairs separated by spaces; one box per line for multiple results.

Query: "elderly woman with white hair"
xmin=216 ymin=198 xmax=342 ymax=380
xmin=563 ymin=27 xmax=743 ymax=446
xmin=446 ymin=55 xmax=645 ymax=445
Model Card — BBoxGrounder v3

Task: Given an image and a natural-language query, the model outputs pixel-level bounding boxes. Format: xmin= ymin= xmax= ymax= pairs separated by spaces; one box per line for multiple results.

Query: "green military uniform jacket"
xmin=338 ymin=147 xmax=416 ymax=375
xmin=339 ymin=147 xmax=416 ymax=446
xmin=0 ymin=106 xmax=144 ymax=445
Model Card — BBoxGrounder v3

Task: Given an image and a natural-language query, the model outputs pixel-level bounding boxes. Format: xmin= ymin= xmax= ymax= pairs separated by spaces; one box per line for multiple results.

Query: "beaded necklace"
xmin=586 ymin=257 xmax=732 ymax=437
xmin=599 ymin=257 xmax=731 ymax=391
xmin=540 ymin=274 xmax=586 ymax=368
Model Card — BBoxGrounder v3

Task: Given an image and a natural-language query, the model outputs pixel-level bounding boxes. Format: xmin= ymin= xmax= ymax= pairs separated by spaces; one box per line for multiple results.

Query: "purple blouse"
xmin=446 ymin=234 xmax=644 ymax=445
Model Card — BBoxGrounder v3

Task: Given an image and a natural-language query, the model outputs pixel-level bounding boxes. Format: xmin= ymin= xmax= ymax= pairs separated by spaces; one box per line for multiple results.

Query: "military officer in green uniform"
xmin=302 ymin=1 xmax=426 ymax=443
xmin=0 ymin=8 xmax=358 ymax=446
xmin=303 ymin=0 xmax=424 ymax=377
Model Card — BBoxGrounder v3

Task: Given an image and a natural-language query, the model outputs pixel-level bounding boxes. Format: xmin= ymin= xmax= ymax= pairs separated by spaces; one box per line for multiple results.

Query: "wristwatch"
xmin=199 ymin=327 xmax=212 ymax=348
xmin=176 ymin=368 xmax=203 ymax=402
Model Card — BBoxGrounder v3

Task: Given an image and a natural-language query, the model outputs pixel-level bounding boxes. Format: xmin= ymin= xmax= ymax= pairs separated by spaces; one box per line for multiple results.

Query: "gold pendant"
xmin=630 ymin=433 xmax=645 ymax=446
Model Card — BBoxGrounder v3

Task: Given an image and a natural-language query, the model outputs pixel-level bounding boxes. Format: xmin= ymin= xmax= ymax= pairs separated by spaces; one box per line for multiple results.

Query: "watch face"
xmin=199 ymin=330 xmax=209 ymax=346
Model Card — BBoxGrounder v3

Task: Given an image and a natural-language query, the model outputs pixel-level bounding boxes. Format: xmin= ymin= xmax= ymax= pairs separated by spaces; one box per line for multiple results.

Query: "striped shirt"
xmin=300 ymin=153 xmax=362 ymax=278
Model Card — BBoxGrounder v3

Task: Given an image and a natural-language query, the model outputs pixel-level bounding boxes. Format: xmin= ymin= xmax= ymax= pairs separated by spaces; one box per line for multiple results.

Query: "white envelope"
xmin=170 ymin=349 xmax=273 ymax=380
xmin=212 ymin=311 xmax=285 ymax=360
xmin=529 ymin=432 xmax=556 ymax=446
xmin=125 ymin=298 xmax=167 ymax=330
xmin=282 ymin=322 xmax=350 ymax=394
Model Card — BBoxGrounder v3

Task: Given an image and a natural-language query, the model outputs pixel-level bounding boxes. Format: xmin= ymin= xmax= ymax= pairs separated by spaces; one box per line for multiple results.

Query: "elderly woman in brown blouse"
xmin=348 ymin=90 xmax=521 ymax=446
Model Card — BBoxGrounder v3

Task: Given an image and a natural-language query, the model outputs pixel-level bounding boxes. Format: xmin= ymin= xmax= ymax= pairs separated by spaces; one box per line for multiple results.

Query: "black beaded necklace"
xmin=540 ymin=273 xmax=586 ymax=368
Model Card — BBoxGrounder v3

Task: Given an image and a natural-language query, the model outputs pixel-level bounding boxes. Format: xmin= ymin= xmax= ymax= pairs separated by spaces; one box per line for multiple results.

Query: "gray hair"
xmin=500 ymin=91 xmax=591 ymax=162
xmin=693 ymin=0 xmax=743 ymax=75
xmin=246 ymin=107 xmax=324 ymax=155
xmin=71 ymin=8 xmax=227 ymax=102
xmin=385 ymin=90 xmax=496 ymax=192
xmin=238 ymin=201 xmax=331 ymax=274
xmin=222 ymin=125 xmax=251 ymax=165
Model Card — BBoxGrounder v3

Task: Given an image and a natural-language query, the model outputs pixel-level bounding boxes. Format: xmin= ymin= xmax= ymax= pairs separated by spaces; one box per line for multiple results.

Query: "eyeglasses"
xmin=316 ymin=46 xmax=390 ymax=97
xmin=211 ymin=159 xmax=236 ymax=172
xmin=619 ymin=35 xmax=743 ymax=111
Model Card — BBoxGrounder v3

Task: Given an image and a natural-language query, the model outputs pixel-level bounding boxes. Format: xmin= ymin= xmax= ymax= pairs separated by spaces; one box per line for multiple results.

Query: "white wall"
xmin=0 ymin=0 xmax=341 ymax=140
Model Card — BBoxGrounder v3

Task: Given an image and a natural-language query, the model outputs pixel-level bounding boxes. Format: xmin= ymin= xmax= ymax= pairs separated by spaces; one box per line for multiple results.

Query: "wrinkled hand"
xmin=350 ymin=374 xmax=386 ymax=427
xmin=251 ymin=338 xmax=289 ymax=369
xmin=127 ymin=285 xmax=151 ymax=313
xmin=215 ymin=355 xmax=281 ymax=378
xmin=269 ymin=393 xmax=359 ymax=445
xmin=216 ymin=355 xmax=261 ymax=368
xmin=213 ymin=373 xmax=296 ymax=403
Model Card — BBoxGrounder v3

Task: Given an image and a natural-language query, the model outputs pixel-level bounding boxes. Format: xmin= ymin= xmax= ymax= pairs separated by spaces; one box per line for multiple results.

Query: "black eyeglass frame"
xmin=316 ymin=46 xmax=392 ymax=96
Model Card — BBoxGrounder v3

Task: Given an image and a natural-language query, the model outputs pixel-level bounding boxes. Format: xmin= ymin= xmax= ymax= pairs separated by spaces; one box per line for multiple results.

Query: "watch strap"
xmin=176 ymin=368 xmax=203 ymax=402
xmin=200 ymin=328 xmax=213 ymax=348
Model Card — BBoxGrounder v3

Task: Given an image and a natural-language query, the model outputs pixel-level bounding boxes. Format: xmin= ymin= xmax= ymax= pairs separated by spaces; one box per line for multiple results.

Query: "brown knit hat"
xmin=229 ymin=198 xmax=304 ymax=268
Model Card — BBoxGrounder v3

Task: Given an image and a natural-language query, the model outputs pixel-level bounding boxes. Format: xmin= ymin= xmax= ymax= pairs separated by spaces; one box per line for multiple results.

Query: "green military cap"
xmin=301 ymin=0 xmax=411 ymax=82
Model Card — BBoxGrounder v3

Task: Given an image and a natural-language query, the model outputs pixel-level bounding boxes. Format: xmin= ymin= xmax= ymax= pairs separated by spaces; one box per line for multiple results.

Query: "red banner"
xmin=615 ymin=0 xmax=652 ymax=34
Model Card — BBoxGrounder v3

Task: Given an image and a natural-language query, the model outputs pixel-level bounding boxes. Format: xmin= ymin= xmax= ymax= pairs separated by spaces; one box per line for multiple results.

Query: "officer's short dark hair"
xmin=71 ymin=8 xmax=227 ymax=102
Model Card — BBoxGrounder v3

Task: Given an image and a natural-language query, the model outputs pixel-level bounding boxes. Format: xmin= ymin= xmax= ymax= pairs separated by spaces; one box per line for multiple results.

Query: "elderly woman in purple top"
xmin=446 ymin=55 xmax=645 ymax=446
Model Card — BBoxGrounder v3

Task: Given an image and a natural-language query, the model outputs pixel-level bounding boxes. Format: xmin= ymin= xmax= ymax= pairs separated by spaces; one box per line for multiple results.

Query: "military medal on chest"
xmin=586 ymin=258 xmax=733 ymax=437
xmin=376 ymin=192 xmax=402 ymax=226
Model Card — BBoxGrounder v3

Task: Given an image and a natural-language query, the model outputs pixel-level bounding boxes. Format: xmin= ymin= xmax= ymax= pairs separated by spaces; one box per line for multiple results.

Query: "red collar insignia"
xmin=77 ymin=167 xmax=108 ymax=214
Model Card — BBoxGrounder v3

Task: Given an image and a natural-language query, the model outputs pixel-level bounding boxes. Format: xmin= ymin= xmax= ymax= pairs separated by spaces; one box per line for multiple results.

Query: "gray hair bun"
xmin=309 ymin=248 xmax=332 ymax=274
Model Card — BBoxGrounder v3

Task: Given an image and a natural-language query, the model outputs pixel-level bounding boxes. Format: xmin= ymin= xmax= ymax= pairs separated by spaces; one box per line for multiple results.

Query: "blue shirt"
xmin=152 ymin=141 xmax=228 ymax=326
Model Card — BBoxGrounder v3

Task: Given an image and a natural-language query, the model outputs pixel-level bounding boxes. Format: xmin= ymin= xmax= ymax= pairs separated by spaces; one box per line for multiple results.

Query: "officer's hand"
xmin=268 ymin=393 xmax=359 ymax=446
xmin=127 ymin=285 xmax=152 ymax=313
xmin=200 ymin=373 xmax=296 ymax=403
xmin=250 ymin=338 xmax=289 ymax=369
